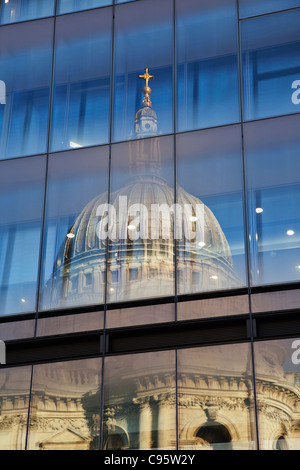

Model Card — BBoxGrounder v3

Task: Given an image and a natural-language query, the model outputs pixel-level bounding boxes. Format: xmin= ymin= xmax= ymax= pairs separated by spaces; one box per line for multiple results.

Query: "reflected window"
xmin=196 ymin=423 xmax=232 ymax=450
xmin=0 ymin=19 xmax=53 ymax=159
xmin=254 ymin=338 xmax=300 ymax=450
xmin=239 ymin=0 xmax=300 ymax=18
xmin=0 ymin=157 xmax=46 ymax=316
xmin=241 ymin=8 xmax=300 ymax=121
xmin=176 ymin=0 xmax=240 ymax=132
xmin=39 ymin=146 xmax=109 ymax=311
xmin=176 ymin=126 xmax=246 ymax=295
xmin=244 ymin=114 xmax=300 ymax=286
xmin=103 ymin=351 xmax=176 ymax=450
xmin=0 ymin=0 xmax=55 ymax=24
xmin=57 ymin=0 xmax=112 ymax=14
xmin=113 ymin=0 xmax=173 ymax=142
xmin=50 ymin=9 xmax=112 ymax=152
xmin=27 ymin=358 xmax=102 ymax=450
xmin=107 ymin=132 xmax=175 ymax=304
xmin=0 ymin=366 xmax=32 ymax=450
xmin=275 ymin=436 xmax=288 ymax=451
xmin=178 ymin=343 xmax=256 ymax=450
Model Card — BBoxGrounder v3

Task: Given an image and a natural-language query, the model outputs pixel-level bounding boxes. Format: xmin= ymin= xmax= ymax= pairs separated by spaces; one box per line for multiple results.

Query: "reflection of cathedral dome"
xmin=45 ymin=69 xmax=239 ymax=308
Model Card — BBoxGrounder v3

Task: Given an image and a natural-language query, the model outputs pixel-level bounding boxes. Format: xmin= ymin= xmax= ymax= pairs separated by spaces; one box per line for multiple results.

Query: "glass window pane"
xmin=103 ymin=351 xmax=176 ymax=450
xmin=178 ymin=343 xmax=256 ymax=450
xmin=58 ymin=0 xmax=112 ymax=14
xmin=176 ymin=126 xmax=246 ymax=296
xmin=36 ymin=311 xmax=104 ymax=337
xmin=0 ymin=156 xmax=46 ymax=317
xmin=251 ymin=289 xmax=300 ymax=313
xmin=0 ymin=319 xmax=35 ymax=340
xmin=51 ymin=9 xmax=112 ymax=152
xmin=113 ymin=0 xmax=173 ymax=142
xmin=0 ymin=0 xmax=55 ymax=24
xmin=27 ymin=358 xmax=102 ymax=450
xmin=0 ymin=19 xmax=53 ymax=159
xmin=241 ymin=8 xmax=300 ymax=121
xmin=0 ymin=366 xmax=32 ymax=450
xmin=239 ymin=0 xmax=300 ymax=18
xmin=244 ymin=114 xmax=300 ymax=286
xmin=176 ymin=0 xmax=240 ymax=132
xmin=254 ymin=338 xmax=300 ymax=450
xmin=107 ymin=135 xmax=174 ymax=304
xmin=106 ymin=302 xmax=175 ymax=329
xmin=39 ymin=146 xmax=109 ymax=311
xmin=177 ymin=294 xmax=249 ymax=322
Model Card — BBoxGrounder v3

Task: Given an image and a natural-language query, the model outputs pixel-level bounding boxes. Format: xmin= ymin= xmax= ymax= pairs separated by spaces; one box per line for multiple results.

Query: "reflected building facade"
xmin=47 ymin=70 xmax=239 ymax=308
xmin=0 ymin=0 xmax=300 ymax=452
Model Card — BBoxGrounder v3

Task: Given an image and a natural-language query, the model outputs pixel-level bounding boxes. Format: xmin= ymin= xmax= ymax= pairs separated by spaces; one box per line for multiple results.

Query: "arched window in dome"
xmin=275 ymin=436 xmax=288 ymax=451
xmin=195 ymin=422 xmax=232 ymax=450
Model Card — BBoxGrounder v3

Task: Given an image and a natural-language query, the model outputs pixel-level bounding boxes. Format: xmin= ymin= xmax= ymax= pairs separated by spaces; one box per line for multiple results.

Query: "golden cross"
xmin=139 ymin=68 xmax=154 ymax=88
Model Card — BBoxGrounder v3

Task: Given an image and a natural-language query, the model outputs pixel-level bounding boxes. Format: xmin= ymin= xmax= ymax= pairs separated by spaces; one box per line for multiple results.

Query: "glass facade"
xmin=0 ymin=19 xmax=53 ymax=159
xmin=0 ymin=0 xmax=300 ymax=452
xmin=0 ymin=0 xmax=55 ymax=25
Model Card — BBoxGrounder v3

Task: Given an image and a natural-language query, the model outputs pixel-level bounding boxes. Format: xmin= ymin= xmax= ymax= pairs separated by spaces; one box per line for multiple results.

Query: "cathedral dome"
xmin=57 ymin=175 xmax=233 ymax=268
xmin=45 ymin=68 xmax=239 ymax=308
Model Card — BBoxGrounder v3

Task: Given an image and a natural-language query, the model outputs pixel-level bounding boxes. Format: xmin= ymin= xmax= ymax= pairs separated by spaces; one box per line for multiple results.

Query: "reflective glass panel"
xmin=113 ymin=0 xmax=173 ymax=142
xmin=241 ymin=8 xmax=300 ymax=121
xmin=176 ymin=126 xmax=246 ymax=296
xmin=103 ymin=351 xmax=176 ymax=450
xmin=106 ymin=302 xmax=175 ymax=329
xmin=0 ymin=318 xmax=35 ymax=340
xmin=39 ymin=146 xmax=109 ymax=311
xmin=239 ymin=0 xmax=300 ymax=18
xmin=176 ymin=0 xmax=240 ymax=132
xmin=0 ymin=0 xmax=54 ymax=24
xmin=0 ymin=156 xmax=46 ymax=316
xmin=177 ymin=294 xmax=249 ymax=322
xmin=0 ymin=19 xmax=53 ymax=159
xmin=178 ymin=343 xmax=256 ymax=450
xmin=0 ymin=366 xmax=32 ymax=450
xmin=27 ymin=358 xmax=102 ymax=450
xmin=254 ymin=338 xmax=300 ymax=450
xmin=244 ymin=114 xmax=300 ymax=286
xmin=58 ymin=0 xmax=112 ymax=14
xmin=36 ymin=311 xmax=104 ymax=337
xmin=251 ymin=289 xmax=300 ymax=313
xmin=50 ymin=9 xmax=112 ymax=152
xmin=107 ymin=135 xmax=174 ymax=304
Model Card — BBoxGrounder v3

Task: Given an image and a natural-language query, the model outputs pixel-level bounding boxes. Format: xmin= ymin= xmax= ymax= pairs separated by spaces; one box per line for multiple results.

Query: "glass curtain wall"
xmin=50 ymin=8 xmax=112 ymax=152
xmin=0 ymin=156 xmax=46 ymax=316
xmin=113 ymin=0 xmax=174 ymax=142
xmin=0 ymin=0 xmax=55 ymax=24
xmin=0 ymin=19 xmax=53 ymax=159
xmin=176 ymin=0 xmax=240 ymax=132
xmin=241 ymin=8 xmax=300 ymax=121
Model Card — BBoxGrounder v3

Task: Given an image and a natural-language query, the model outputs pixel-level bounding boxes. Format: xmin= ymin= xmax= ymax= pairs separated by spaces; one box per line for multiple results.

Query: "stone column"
xmin=134 ymin=398 xmax=152 ymax=450
xmin=156 ymin=393 xmax=176 ymax=449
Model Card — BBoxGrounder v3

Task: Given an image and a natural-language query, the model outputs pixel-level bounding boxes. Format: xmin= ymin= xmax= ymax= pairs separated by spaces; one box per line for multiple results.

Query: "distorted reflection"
xmin=103 ymin=351 xmax=176 ymax=450
xmin=27 ymin=359 xmax=102 ymax=450
xmin=254 ymin=339 xmax=300 ymax=450
xmin=0 ymin=366 xmax=32 ymax=450
xmin=178 ymin=344 xmax=256 ymax=450
xmin=47 ymin=69 xmax=239 ymax=307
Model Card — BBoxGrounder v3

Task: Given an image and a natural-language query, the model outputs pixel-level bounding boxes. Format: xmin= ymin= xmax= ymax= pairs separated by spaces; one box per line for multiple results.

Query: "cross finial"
xmin=139 ymin=68 xmax=154 ymax=89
